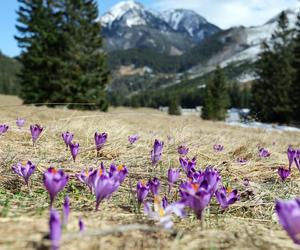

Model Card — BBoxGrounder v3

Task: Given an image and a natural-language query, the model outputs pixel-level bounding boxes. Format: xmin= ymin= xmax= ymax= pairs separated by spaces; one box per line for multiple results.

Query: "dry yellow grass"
xmin=0 ymin=94 xmax=299 ymax=249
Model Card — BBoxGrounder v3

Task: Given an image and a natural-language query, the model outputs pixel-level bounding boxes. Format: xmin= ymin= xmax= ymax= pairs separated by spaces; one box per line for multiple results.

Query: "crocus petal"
xmin=69 ymin=143 xmax=79 ymax=162
xmin=278 ymin=167 xmax=291 ymax=182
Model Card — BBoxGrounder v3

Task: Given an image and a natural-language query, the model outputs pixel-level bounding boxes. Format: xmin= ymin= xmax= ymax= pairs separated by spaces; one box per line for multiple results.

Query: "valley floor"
xmin=0 ymin=94 xmax=299 ymax=249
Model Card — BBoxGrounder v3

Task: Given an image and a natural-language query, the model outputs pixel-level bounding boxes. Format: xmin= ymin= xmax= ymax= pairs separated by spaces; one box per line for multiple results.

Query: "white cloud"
xmin=150 ymin=0 xmax=300 ymax=28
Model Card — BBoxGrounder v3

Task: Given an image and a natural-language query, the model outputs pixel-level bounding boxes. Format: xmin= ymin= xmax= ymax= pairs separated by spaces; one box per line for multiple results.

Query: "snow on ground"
xmin=226 ymin=109 xmax=300 ymax=132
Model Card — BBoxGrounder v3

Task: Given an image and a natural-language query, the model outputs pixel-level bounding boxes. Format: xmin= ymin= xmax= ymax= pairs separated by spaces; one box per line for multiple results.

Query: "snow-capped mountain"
xmin=222 ymin=9 xmax=298 ymax=66
xmin=100 ymin=0 xmax=221 ymax=53
xmin=160 ymin=9 xmax=220 ymax=42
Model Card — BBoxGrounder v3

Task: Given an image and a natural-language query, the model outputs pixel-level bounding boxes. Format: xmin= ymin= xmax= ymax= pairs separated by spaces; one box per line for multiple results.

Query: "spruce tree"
xmin=168 ymin=97 xmax=181 ymax=116
xmin=15 ymin=0 xmax=109 ymax=110
xmin=251 ymin=11 xmax=295 ymax=123
xmin=201 ymin=66 xmax=229 ymax=120
xmin=292 ymin=11 xmax=300 ymax=122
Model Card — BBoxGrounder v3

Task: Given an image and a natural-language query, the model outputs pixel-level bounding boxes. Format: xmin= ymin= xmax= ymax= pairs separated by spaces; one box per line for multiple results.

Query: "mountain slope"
xmin=160 ymin=9 xmax=220 ymax=42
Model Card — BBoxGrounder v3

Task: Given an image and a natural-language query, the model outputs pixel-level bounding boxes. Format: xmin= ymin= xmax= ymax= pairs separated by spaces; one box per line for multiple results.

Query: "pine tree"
xmin=251 ymin=11 xmax=295 ymax=123
xmin=15 ymin=0 xmax=109 ymax=110
xmin=201 ymin=66 xmax=229 ymax=120
xmin=168 ymin=96 xmax=181 ymax=116
xmin=292 ymin=11 xmax=300 ymax=122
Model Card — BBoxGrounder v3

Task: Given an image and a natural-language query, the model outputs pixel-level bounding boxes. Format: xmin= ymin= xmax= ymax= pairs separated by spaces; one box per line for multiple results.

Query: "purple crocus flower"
xmin=215 ymin=186 xmax=239 ymax=209
xmin=16 ymin=118 xmax=25 ymax=129
xmin=49 ymin=209 xmax=61 ymax=250
xmin=61 ymin=131 xmax=74 ymax=149
xmin=62 ymin=196 xmax=70 ymax=226
xmin=278 ymin=167 xmax=290 ymax=182
xmin=258 ymin=148 xmax=271 ymax=158
xmin=0 ymin=124 xmax=9 ymax=135
xmin=109 ymin=164 xmax=128 ymax=183
xmin=30 ymin=124 xmax=43 ymax=145
xmin=79 ymin=217 xmax=84 ymax=232
xmin=149 ymin=177 xmax=160 ymax=196
xmin=43 ymin=167 xmax=69 ymax=206
xmin=128 ymin=134 xmax=139 ymax=144
xmin=168 ymin=168 xmax=180 ymax=193
xmin=151 ymin=139 xmax=164 ymax=166
xmin=213 ymin=144 xmax=224 ymax=152
xmin=201 ymin=167 xmax=221 ymax=196
xmin=180 ymin=182 xmax=211 ymax=219
xmin=179 ymin=157 xmax=196 ymax=173
xmin=76 ymin=168 xmax=94 ymax=192
xmin=275 ymin=199 xmax=300 ymax=245
xmin=137 ymin=180 xmax=150 ymax=204
xmin=12 ymin=161 xmax=36 ymax=186
xmin=287 ymin=147 xmax=297 ymax=170
xmin=90 ymin=166 xmax=120 ymax=210
xmin=94 ymin=132 xmax=107 ymax=156
xmin=177 ymin=145 xmax=189 ymax=155
xmin=69 ymin=142 xmax=79 ymax=162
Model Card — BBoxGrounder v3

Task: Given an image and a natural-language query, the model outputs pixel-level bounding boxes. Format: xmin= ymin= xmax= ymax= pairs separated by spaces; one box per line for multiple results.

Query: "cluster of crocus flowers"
xmin=16 ymin=118 xmax=25 ymax=129
xmin=179 ymin=166 xmax=238 ymax=219
xmin=275 ymin=198 xmax=300 ymax=245
xmin=61 ymin=131 xmax=74 ymax=150
xmin=213 ymin=144 xmax=224 ymax=152
xmin=30 ymin=124 xmax=43 ymax=145
xmin=144 ymin=195 xmax=185 ymax=229
xmin=258 ymin=147 xmax=271 ymax=158
xmin=43 ymin=167 xmax=69 ymax=206
xmin=86 ymin=163 xmax=127 ymax=210
xmin=69 ymin=142 xmax=79 ymax=162
xmin=94 ymin=132 xmax=107 ymax=156
xmin=12 ymin=161 xmax=36 ymax=187
xmin=278 ymin=167 xmax=291 ymax=182
xmin=0 ymin=124 xmax=9 ymax=135
xmin=128 ymin=134 xmax=139 ymax=144
xmin=177 ymin=145 xmax=189 ymax=155
xmin=151 ymin=139 xmax=164 ymax=166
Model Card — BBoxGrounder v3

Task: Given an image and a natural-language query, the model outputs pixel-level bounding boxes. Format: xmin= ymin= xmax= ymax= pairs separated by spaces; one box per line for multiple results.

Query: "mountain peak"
xmin=101 ymin=0 xmax=146 ymax=28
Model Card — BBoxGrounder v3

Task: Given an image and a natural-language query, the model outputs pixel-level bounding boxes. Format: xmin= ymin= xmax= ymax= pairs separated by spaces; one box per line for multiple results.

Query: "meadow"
xmin=0 ymin=94 xmax=299 ymax=250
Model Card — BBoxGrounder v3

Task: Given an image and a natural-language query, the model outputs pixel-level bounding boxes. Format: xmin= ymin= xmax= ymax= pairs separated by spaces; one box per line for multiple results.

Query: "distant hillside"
xmin=0 ymin=52 xmax=21 ymax=95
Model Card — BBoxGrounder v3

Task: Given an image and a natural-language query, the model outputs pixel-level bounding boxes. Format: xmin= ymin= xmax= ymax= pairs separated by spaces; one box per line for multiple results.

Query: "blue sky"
xmin=0 ymin=0 xmax=299 ymax=57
